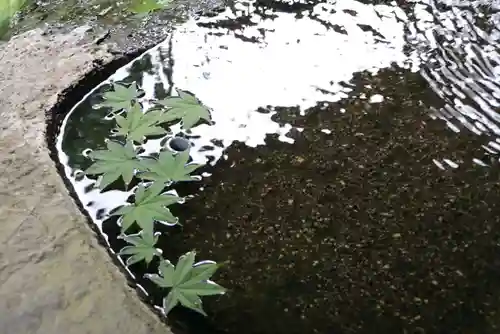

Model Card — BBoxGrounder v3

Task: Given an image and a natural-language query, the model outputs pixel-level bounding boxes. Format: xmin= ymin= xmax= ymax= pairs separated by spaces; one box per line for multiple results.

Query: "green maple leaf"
xmin=114 ymin=103 xmax=169 ymax=143
xmin=157 ymin=89 xmax=212 ymax=130
xmin=146 ymin=251 xmax=226 ymax=316
xmin=112 ymin=181 xmax=181 ymax=234
xmin=85 ymin=140 xmax=144 ymax=191
xmin=119 ymin=231 xmax=162 ymax=266
xmin=94 ymin=82 xmax=142 ymax=113
xmin=139 ymin=149 xmax=202 ymax=184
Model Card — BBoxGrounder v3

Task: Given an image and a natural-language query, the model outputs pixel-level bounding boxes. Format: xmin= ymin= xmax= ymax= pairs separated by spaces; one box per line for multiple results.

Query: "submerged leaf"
xmin=85 ymin=140 xmax=144 ymax=191
xmin=95 ymin=82 xmax=142 ymax=113
xmin=157 ymin=89 xmax=211 ymax=130
xmin=119 ymin=231 xmax=162 ymax=266
xmin=146 ymin=251 xmax=226 ymax=316
xmin=114 ymin=103 xmax=169 ymax=143
xmin=112 ymin=182 xmax=181 ymax=234
xmin=139 ymin=149 xmax=202 ymax=184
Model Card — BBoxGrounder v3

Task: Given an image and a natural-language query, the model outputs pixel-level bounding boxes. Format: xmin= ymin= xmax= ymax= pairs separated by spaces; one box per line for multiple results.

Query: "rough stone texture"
xmin=0 ymin=28 xmax=169 ymax=334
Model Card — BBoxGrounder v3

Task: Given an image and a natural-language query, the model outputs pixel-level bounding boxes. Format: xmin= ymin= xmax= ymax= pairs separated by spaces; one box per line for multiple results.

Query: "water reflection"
xmin=53 ymin=0 xmax=500 ymax=333
xmin=408 ymin=0 xmax=500 ymax=163
xmin=168 ymin=0 xmax=411 ymax=162
xmin=58 ymin=0 xmax=416 ymax=235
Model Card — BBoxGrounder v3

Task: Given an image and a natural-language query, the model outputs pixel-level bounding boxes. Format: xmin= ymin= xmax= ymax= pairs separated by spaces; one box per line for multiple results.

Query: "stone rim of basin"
xmin=44 ymin=47 xmax=181 ymax=331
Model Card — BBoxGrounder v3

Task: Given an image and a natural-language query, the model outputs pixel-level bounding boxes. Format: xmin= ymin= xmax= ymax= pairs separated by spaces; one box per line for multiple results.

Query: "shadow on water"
xmin=49 ymin=0 xmax=500 ymax=333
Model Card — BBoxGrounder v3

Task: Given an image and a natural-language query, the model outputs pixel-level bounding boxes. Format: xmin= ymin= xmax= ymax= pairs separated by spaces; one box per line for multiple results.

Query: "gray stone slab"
xmin=0 ymin=27 xmax=169 ymax=334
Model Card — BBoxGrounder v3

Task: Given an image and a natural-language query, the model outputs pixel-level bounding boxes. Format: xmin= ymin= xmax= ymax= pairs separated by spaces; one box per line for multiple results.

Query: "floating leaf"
xmin=112 ymin=181 xmax=181 ymax=234
xmin=139 ymin=149 xmax=202 ymax=184
xmin=185 ymin=261 xmax=221 ymax=283
xmin=146 ymin=251 xmax=226 ymax=316
xmin=148 ymin=260 xmax=175 ymax=288
xmin=119 ymin=231 xmax=162 ymax=266
xmin=85 ymin=140 xmax=144 ymax=191
xmin=95 ymin=82 xmax=142 ymax=113
xmin=114 ymin=103 xmax=169 ymax=143
xmin=157 ymin=89 xmax=212 ymax=130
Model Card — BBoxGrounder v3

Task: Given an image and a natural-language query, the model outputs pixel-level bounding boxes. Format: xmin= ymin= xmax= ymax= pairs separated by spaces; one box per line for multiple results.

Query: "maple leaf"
xmin=146 ymin=251 xmax=226 ymax=316
xmin=157 ymin=89 xmax=212 ymax=130
xmin=85 ymin=140 xmax=144 ymax=191
xmin=114 ymin=103 xmax=169 ymax=143
xmin=94 ymin=82 xmax=143 ymax=113
xmin=138 ymin=149 xmax=202 ymax=184
xmin=119 ymin=231 xmax=162 ymax=266
xmin=112 ymin=181 xmax=181 ymax=234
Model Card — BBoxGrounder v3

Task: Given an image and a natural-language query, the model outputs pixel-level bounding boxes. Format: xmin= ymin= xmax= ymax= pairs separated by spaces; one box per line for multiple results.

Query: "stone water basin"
xmin=51 ymin=0 xmax=500 ymax=333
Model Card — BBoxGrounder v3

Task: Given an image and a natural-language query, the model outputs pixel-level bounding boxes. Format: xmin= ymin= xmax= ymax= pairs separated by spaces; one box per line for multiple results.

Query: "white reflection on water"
xmin=142 ymin=0 xmax=412 ymax=163
xmin=55 ymin=0 xmax=500 ymax=280
xmin=57 ymin=0 xmax=413 ymax=236
xmin=409 ymin=0 xmax=500 ymax=166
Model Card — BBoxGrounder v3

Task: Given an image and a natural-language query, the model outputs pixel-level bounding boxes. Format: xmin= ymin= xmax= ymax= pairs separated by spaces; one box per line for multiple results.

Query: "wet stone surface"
xmin=52 ymin=0 xmax=500 ymax=334
xmin=0 ymin=28 xmax=170 ymax=334
xmin=3 ymin=0 xmax=226 ymax=54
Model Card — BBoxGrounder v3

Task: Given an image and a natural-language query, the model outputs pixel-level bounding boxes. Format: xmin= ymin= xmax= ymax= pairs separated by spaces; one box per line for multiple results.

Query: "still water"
xmin=54 ymin=0 xmax=500 ymax=333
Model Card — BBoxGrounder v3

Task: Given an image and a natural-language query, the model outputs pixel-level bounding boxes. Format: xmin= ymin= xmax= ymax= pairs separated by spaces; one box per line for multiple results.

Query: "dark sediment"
xmin=101 ymin=67 xmax=500 ymax=334
xmin=49 ymin=1 xmax=500 ymax=332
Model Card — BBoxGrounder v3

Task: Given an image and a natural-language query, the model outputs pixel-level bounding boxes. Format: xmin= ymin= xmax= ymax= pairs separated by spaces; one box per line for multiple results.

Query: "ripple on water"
xmin=409 ymin=0 xmax=500 ymax=163
xmin=54 ymin=0 xmax=500 ymax=333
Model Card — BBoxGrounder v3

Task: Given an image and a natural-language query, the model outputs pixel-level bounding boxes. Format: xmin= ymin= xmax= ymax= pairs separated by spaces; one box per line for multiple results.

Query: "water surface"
xmin=54 ymin=0 xmax=500 ymax=333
